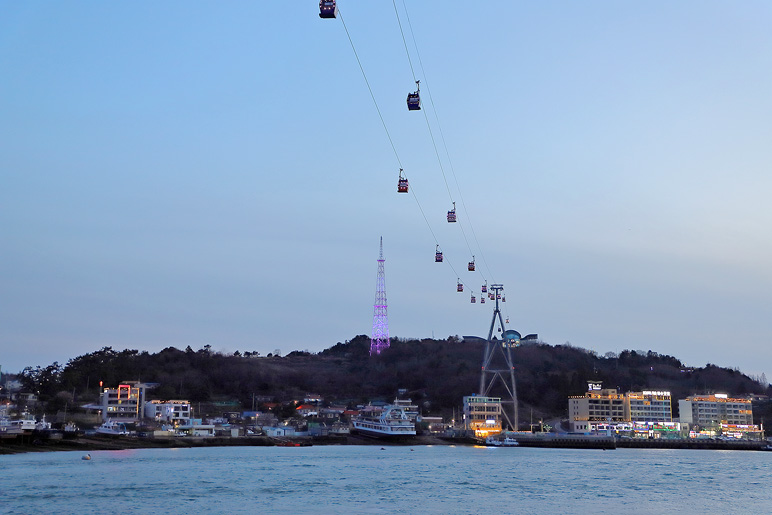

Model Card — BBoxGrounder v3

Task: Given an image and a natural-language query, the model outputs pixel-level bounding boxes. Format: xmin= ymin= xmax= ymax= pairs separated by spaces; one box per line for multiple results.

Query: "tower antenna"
xmin=370 ymin=237 xmax=390 ymax=355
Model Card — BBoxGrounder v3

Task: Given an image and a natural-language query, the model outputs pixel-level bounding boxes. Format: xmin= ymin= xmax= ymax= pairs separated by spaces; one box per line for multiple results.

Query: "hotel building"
xmin=627 ymin=390 xmax=673 ymax=422
xmin=568 ymin=384 xmax=626 ymax=432
xmin=678 ymin=394 xmax=753 ymax=427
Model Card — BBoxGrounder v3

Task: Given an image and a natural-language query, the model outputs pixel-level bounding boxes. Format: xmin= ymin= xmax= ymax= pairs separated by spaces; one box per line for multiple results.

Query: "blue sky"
xmin=2 ymin=2 xmax=771 ymax=381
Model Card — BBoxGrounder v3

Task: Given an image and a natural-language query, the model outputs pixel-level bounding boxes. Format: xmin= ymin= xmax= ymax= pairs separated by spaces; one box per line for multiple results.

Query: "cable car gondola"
xmin=505 ymin=317 xmax=510 ymax=324
xmin=447 ymin=202 xmax=457 ymax=223
xmin=480 ymin=296 xmax=485 ymax=304
xmin=407 ymin=80 xmax=421 ymax=111
xmin=319 ymin=0 xmax=338 ymax=18
xmin=468 ymin=256 xmax=475 ymax=271
xmin=502 ymin=296 xmax=506 ymax=302
xmin=397 ymin=168 xmax=408 ymax=193
xmin=457 ymin=279 xmax=463 ymax=292
xmin=471 ymin=294 xmax=476 ymax=303
xmin=435 ymin=245 xmax=443 ymax=262
xmin=481 ymin=281 xmax=487 ymax=293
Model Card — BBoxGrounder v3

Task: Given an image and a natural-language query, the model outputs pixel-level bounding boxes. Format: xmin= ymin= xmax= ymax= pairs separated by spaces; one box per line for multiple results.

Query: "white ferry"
xmin=351 ymin=404 xmax=416 ymax=438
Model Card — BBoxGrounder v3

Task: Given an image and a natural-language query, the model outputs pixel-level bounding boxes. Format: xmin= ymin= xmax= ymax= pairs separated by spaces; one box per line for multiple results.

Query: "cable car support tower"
xmin=479 ymin=284 xmax=519 ymax=430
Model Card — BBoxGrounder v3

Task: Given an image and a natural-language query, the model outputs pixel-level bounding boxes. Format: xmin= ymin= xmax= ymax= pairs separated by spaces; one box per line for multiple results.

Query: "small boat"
xmin=95 ymin=420 xmax=129 ymax=436
xmin=485 ymin=435 xmax=519 ymax=447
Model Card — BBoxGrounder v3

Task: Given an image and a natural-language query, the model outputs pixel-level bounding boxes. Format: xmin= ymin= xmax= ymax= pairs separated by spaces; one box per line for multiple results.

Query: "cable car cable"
xmin=337 ymin=7 xmax=467 ymax=290
xmin=401 ymin=0 xmax=498 ymax=285
xmin=339 ymin=10 xmax=403 ymax=170
xmin=333 ymin=5 xmax=477 ymax=295
xmin=392 ymin=0 xmax=417 ymax=83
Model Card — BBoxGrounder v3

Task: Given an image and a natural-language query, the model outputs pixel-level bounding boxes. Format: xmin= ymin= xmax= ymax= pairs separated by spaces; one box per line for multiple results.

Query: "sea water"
xmin=1 ymin=445 xmax=770 ymax=514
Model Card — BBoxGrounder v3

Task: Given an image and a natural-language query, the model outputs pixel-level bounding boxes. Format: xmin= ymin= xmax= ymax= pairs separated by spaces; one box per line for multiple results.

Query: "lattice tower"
xmin=479 ymin=284 xmax=519 ymax=430
xmin=370 ymin=237 xmax=389 ymax=355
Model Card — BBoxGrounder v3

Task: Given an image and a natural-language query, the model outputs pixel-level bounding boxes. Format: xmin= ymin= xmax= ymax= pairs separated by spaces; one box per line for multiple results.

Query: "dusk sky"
xmin=2 ymin=2 xmax=771 ymax=380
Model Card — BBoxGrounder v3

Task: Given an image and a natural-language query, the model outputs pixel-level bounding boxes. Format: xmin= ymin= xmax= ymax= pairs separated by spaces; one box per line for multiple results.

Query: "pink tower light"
xmin=370 ymin=237 xmax=389 ymax=355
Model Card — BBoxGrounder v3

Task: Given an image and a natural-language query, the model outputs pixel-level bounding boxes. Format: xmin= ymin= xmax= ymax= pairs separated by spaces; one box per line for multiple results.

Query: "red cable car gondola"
xmin=397 ymin=168 xmax=408 ymax=193
xmin=468 ymin=256 xmax=475 ymax=271
xmin=407 ymin=80 xmax=421 ymax=110
xmin=319 ymin=0 xmax=338 ymax=18
xmin=435 ymin=245 xmax=443 ymax=262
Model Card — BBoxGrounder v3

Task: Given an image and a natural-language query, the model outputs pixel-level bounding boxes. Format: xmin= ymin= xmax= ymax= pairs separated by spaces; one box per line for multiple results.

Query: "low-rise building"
xmin=463 ymin=395 xmax=502 ymax=438
xmin=100 ymin=382 xmax=150 ymax=422
xmin=144 ymin=400 xmax=192 ymax=426
xmin=295 ymin=404 xmax=318 ymax=417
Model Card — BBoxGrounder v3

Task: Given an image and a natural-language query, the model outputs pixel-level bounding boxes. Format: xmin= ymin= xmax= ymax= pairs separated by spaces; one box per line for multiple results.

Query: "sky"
xmin=1 ymin=2 xmax=771 ymax=380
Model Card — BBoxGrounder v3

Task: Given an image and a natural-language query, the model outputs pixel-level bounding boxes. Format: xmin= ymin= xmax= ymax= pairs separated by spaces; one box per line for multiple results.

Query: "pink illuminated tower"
xmin=370 ymin=237 xmax=389 ymax=355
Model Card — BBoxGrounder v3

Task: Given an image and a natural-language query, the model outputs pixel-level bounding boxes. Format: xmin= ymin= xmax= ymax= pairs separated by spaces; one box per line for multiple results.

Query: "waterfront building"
xmin=568 ymin=383 xmax=675 ymax=433
xmin=678 ymin=394 xmax=753 ymax=427
xmin=568 ymin=384 xmax=626 ymax=432
xmin=144 ymin=400 xmax=192 ymax=426
xmin=100 ymin=381 xmax=150 ymax=422
xmin=678 ymin=393 xmax=761 ymax=438
xmin=463 ymin=395 xmax=502 ymax=438
xmin=627 ymin=391 xmax=672 ymax=422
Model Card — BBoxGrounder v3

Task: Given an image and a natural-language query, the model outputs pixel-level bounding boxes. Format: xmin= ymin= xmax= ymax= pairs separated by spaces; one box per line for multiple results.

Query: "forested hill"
xmin=17 ymin=336 xmax=772 ymax=421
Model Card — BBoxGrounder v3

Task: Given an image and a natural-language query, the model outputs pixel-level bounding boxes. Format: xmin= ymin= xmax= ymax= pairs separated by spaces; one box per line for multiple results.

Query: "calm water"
xmin=1 ymin=445 xmax=770 ymax=514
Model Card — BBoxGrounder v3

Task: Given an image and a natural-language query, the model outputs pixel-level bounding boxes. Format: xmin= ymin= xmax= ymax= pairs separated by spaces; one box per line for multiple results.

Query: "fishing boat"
xmin=95 ymin=420 xmax=129 ymax=436
xmin=486 ymin=435 xmax=519 ymax=447
xmin=351 ymin=404 xmax=416 ymax=438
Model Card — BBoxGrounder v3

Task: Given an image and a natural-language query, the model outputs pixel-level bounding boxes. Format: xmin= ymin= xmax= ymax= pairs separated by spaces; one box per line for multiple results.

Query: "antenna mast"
xmin=370 ymin=237 xmax=390 ymax=355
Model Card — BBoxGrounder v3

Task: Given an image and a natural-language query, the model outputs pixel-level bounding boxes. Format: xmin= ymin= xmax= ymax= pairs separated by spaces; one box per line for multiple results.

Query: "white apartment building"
xmin=100 ymin=382 xmax=149 ymax=422
xmin=145 ymin=400 xmax=192 ymax=426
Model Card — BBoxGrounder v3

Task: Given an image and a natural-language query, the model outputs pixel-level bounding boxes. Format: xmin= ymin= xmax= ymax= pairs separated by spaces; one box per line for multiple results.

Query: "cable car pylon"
xmin=479 ymin=284 xmax=519 ymax=431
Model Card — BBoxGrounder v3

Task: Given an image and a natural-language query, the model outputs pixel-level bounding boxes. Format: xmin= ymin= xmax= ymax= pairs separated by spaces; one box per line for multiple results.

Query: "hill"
xmin=14 ymin=336 xmax=772 ymax=426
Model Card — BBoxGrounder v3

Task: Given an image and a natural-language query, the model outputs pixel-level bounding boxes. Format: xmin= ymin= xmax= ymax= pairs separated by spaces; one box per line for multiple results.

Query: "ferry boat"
xmin=351 ymin=404 xmax=416 ymax=438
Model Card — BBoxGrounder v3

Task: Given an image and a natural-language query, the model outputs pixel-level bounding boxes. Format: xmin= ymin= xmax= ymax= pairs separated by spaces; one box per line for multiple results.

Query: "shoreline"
xmin=2 ymin=432 xmax=769 ymax=455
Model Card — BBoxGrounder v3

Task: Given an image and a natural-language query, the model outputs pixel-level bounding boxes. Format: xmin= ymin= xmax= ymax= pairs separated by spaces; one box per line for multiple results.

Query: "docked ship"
xmin=351 ymin=403 xmax=416 ymax=438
